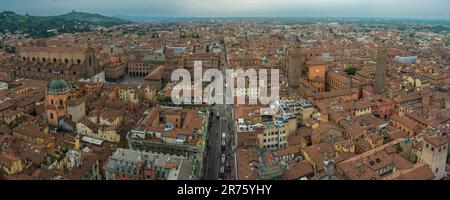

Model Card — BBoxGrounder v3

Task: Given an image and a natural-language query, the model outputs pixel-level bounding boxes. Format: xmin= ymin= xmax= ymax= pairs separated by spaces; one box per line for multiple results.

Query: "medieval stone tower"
xmin=374 ymin=48 xmax=388 ymax=95
xmin=288 ymin=38 xmax=303 ymax=92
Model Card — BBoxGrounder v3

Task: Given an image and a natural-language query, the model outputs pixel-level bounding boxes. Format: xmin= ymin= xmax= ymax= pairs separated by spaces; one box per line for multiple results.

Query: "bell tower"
xmin=288 ymin=37 xmax=303 ymax=92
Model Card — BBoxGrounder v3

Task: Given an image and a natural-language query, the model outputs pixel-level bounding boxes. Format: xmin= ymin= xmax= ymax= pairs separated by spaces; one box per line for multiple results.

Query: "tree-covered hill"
xmin=0 ymin=10 xmax=130 ymax=37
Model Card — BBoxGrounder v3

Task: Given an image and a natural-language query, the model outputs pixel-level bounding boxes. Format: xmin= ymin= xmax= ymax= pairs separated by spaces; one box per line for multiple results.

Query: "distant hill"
xmin=56 ymin=11 xmax=129 ymax=25
xmin=114 ymin=15 xmax=157 ymax=22
xmin=0 ymin=11 xmax=130 ymax=37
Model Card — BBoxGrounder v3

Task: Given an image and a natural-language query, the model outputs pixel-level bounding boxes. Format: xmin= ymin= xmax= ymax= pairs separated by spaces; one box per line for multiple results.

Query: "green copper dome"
xmin=47 ymin=79 xmax=72 ymax=94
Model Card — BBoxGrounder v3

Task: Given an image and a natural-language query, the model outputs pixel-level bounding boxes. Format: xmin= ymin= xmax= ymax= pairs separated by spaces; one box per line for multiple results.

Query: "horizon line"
xmin=4 ymin=10 xmax=450 ymax=21
xmin=117 ymin=15 xmax=450 ymax=20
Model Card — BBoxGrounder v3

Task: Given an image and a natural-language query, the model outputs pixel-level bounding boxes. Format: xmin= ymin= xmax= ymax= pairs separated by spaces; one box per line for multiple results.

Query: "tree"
xmin=345 ymin=67 xmax=357 ymax=75
xmin=5 ymin=46 xmax=15 ymax=53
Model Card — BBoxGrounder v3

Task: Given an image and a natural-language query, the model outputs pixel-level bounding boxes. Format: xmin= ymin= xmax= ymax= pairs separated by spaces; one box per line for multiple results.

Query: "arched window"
xmin=77 ymin=59 xmax=81 ymax=64
xmin=42 ymin=58 xmax=46 ymax=62
xmin=65 ymin=59 xmax=69 ymax=64
xmin=50 ymin=113 xmax=54 ymax=119
xmin=53 ymin=58 xmax=57 ymax=63
xmin=32 ymin=57 xmax=36 ymax=61
xmin=59 ymin=99 xmax=63 ymax=106
xmin=22 ymin=57 xmax=26 ymax=61
xmin=51 ymin=99 xmax=54 ymax=105
xmin=89 ymin=57 xmax=92 ymax=66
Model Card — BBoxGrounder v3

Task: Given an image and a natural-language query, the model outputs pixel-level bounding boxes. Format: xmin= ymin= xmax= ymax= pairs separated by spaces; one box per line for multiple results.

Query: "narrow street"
xmin=203 ymin=45 xmax=236 ymax=180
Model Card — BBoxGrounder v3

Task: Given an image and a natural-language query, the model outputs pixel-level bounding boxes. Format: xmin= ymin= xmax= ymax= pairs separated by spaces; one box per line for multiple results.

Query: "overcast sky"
xmin=1 ymin=0 xmax=449 ymax=18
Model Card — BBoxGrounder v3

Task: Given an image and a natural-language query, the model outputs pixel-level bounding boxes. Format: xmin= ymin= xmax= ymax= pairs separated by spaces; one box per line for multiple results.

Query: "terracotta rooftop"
xmin=13 ymin=123 xmax=51 ymax=140
xmin=282 ymin=160 xmax=314 ymax=180
xmin=236 ymin=147 xmax=259 ymax=180
xmin=145 ymin=65 xmax=165 ymax=81
xmin=423 ymin=133 xmax=449 ymax=147
xmin=383 ymin=163 xmax=435 ymax=180
xmin=0 ymin=152 xmax=21 ymax=168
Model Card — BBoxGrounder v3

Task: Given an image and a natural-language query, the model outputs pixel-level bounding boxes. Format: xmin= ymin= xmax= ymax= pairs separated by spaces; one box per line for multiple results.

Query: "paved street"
xmin=205 ymin=108 xmax=230 ymax=180
xmin=203 ymin=46 xmax=236 ymax=180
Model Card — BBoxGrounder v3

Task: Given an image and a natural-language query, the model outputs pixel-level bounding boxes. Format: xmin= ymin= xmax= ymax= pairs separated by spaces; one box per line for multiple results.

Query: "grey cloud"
xmin=0 ymin=0 xmax=448 ymax=18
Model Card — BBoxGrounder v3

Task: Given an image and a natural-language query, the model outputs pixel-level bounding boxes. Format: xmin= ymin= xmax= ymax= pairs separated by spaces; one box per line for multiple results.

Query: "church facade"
xmin=14 ymin=46 xmax=101 ymax=81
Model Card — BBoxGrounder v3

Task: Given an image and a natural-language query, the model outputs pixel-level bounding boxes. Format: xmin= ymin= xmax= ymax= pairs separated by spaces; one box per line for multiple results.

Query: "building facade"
xmin=45 ymin=79 xmax=73 ymax=126
xmin=15 ymin=47 xmax=100 ymax=81
xmin=128 ymin=55 xmax=165 ymax=77
xmin=419 ymin=133 xmax=449 ymax=180
xmin=104 ymin=148 xmax=196 ymax=180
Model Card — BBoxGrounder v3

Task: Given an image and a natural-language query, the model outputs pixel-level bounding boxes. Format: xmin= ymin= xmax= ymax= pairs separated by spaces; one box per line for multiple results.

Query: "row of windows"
xmin=18 ymin=67 xmax=78 ymax=75
xmin=24 ymin=57 xmax=82 ymax=64
xmin=50 ymin=99 xmax=64 ymax=106
xmin=263 ymin=137 xmax=286 ymax=143
xmin=129 ymin=72 xmax=149 ymax=75
xmin=264 ymin=144 xmax=279 ymax=149
xmin=263 ymin=143 xmax=287 ymax=149
xmin=131 ymin=63 xmax=156 ymax=67
xmin=22 ymin=57 xmax=93 ymax=66
xmin=264 ymin=130 xmax=286 ymax=137
xmin=130 ymin=67 xmax=152 ymax=71
xmin=425 ymin=143 xmax=447 ymax=152
xmin=328 ymin=78 xmax=349 ymax=90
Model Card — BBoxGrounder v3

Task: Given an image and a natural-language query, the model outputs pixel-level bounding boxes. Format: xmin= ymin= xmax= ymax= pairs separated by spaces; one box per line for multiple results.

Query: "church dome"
xmin=47 ymin=79 xmax=72 ymax=94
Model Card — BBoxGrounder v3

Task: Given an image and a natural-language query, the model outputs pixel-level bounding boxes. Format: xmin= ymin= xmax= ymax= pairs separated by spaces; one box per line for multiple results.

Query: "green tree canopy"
xmin=345 ymin=67 xmax=357 ymax=75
